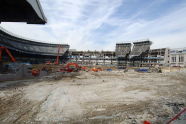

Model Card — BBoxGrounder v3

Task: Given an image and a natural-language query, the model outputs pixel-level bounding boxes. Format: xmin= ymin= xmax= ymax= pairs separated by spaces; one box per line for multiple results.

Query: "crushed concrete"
xmin=0 ymin=70 xmax=186 ymax=123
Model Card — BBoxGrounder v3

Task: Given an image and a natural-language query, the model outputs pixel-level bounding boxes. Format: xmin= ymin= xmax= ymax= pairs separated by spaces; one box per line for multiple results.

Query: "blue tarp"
xmin=135 ymin=68 xmax=149 ymax=72
xmin=106 ymin=69 xmax=112 ymax=71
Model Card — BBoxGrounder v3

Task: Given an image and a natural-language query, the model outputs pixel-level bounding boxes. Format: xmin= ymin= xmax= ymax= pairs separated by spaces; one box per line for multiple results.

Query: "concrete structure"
xmin=114 ymin=40 xmax=152 ymax=68
xmin=130 ymin=40 xmax=152 ymax=59
xmin=69 ymin=41 xmax=153 ymax=68
xmin=143 ymin=48 xmax=170 ymax=66
xmin=69 ymin=50 xmax=116 ymax=66
xmin=170 ymin=48 xmax=186 ymax=67
xmin=0 ymin=0 xmax=47 ymax=24
xmin=115 ymin=43 xmax=131 ymax=57
xmin=129 ymin=40 xmax=152 ymax=67
xmin=115 ymin=43 xmax=131 ymax=69
xmin=0 ymin=27 xmax=69 ymax=64
xmin=0 ymin=63 xmax=48 ymax=81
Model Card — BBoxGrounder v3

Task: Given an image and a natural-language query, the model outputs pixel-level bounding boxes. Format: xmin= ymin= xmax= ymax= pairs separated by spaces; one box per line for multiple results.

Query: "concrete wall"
xmin=0 ymin=64 xmax=31 ymax=81
xmin=69 ymin=51 xmax=116 ymax=66
xmin=170 ymin=48 xmax=186 ymax=67
xmin=0 ymin=64 xmax=47 ymax=82
xmin=170 ymin=54 xmax=186 ymax=67
xmin=163 ymin=48 xmax=170 ymax=66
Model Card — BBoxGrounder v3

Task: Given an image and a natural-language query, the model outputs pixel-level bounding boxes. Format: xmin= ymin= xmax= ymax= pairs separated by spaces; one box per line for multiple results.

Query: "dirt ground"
xmin=0 ymin=70 xmax=186 ymax=123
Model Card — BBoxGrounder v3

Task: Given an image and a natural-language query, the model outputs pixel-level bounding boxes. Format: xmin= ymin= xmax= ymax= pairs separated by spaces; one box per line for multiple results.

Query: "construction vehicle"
xmin=91 ymin=67 xmax=102 ymax=72
xmin=65 ymin=62 xmax=79 ymax=72
xmin=58 ymin=62 xmax=80 ymax=72
xmin=31 ymin=69 xmax=40 ymax=76
xmin=81 ymin=66 xmax=88 ymax=71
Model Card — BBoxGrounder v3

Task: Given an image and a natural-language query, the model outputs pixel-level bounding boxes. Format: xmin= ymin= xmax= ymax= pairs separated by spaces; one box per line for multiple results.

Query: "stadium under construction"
xmin=1 ymin=1 xmax=186 ymax=123
xmin=0 ymin=27 xmax=168 ymax=68
xmin=69 ymin=40 xmax=159 ymax=68
xmin=0 ymin=27 xmax=69 ymax=64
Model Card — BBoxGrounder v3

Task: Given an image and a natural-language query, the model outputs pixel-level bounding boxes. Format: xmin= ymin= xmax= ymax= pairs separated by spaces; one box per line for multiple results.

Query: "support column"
xmin=83 ymin=53 xmax=85 ymax=65
xmin=89 ymin=54 xmax=91 ymax=65
xmin=78 ymin=54 xmax=80 ymax=64
xmin=103 ymin=54 xmax=105 ymax=65
xmin=0 ymin=48 xmax=2 ymax=62
xmin=96 ymin=53 xmax=98 ymax=65
xmin=76 ymin=55 xmax=78 ymax=62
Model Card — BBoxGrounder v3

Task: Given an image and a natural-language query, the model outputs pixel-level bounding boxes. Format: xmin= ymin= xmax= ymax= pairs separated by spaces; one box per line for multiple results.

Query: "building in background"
xmin=115 ymin=43 xmax=131 ymax=69
xmin=68 ymin=50 xmax=116 ymax=66
xmin=129 ymin=40 xmax=152 ymax=67
xmin=170 ymin=48 xmax=186 ymax=67
xmin=143 ymin=48 xmax=170 ymax=66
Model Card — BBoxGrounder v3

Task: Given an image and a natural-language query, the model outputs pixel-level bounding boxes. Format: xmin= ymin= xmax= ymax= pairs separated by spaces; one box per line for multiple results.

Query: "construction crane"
xmin=54 ymin=45 xmax=61 ymax=65
xmin=45 ymin=45 xmax=62 ymax=65
xmin=0 ymin=46 xmax=16 ymax=62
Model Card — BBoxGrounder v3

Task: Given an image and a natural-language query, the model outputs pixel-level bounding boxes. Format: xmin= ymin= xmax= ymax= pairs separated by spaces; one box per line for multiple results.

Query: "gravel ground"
xmin=0 ymin=70 xmax=186 ymax=123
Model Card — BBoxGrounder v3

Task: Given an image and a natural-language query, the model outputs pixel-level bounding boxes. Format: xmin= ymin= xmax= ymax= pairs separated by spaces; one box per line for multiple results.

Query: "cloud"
xmin=0 ymin=0 xmax=186 ymax=50
xmin=93 ymin=0 xmax=186 ymax=50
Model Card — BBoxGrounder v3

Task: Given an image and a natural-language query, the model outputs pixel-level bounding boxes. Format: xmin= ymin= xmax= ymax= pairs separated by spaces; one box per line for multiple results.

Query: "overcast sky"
xmin=1 ymin=0 xmax=186 ymax=50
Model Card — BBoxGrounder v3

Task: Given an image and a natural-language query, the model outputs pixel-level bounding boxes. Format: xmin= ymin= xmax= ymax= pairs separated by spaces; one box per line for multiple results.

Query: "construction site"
xmin=0 ymin=0 xmax=186 ymax=124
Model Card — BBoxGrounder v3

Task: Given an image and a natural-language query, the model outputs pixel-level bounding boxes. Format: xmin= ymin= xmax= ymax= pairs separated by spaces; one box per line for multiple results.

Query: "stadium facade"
xmin=0 ymin=27 xmax=69 ymax=64
xmin=170 ymin=48 xmax=186 ymax=67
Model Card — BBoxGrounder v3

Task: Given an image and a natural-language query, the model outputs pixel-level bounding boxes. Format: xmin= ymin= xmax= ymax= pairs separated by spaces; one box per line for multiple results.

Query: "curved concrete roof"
xmin=0 ymin=0 xmax=47 ymax=24
xmin=0 ymin=27 xmax=69 ymax=56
